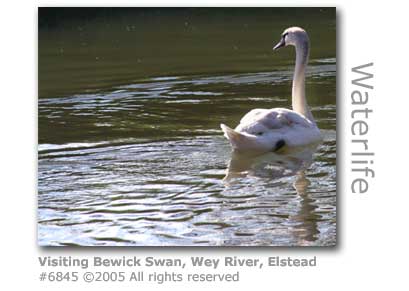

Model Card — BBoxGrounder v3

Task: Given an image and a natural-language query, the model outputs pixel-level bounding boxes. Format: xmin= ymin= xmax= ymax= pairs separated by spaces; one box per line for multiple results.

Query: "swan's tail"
xmin=220 ymin=124 xmax=289 ymax=153
xmin=220 ymin=124 xmax=240 ymax=142
xmin=220 ymin=124 xmax=260 ymax=151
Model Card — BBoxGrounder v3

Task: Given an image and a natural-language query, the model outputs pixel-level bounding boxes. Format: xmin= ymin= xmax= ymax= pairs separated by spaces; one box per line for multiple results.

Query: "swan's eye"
xmin=255 ymin=132 xmax=264 ymax=136
xmin=282 ymin=32 xmax=288 ymax=39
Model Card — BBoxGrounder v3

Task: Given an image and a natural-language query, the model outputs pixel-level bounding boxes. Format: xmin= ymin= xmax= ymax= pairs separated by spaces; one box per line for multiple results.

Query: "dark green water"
xmin=38 ymin=8 xmax=336 ymax=246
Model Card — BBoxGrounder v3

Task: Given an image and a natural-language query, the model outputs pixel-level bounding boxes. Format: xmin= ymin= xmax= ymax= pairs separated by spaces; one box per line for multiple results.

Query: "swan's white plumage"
xmin=221 ymin=27 xmax=322 ymax=153
xmin=238 ymin=108 xmax=312 ymax=130
xmin=221 ymin=108 xmax=320 ymax=152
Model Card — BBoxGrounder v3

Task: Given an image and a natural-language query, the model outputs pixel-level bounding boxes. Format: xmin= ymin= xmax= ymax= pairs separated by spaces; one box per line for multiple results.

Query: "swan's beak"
xmin=220 ymin=124 xmax=255 ymax=151
xmin=273 ymin=37 xmax=286 ymax=51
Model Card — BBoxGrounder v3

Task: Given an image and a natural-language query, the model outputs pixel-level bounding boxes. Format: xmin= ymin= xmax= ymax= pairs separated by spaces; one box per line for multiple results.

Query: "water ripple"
xmin=38 ymin=64 xmax=336 ymax=246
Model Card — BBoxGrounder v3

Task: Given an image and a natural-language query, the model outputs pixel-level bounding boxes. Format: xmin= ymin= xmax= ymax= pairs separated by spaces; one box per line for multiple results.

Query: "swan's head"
xmin=273 ymin=27 xmax=309 ymax=50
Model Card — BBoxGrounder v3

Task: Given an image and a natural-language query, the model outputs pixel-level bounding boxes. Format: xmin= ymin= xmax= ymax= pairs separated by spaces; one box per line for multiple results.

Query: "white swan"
xmin=221 ymin=27 xmax=321 ymax=153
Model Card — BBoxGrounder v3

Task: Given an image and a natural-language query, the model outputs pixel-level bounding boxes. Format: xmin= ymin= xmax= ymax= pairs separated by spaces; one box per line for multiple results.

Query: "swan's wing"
xmin=239 ymin=109 xmax=270 ymax=125
xmin=239 ymin=108 xmax=312 ymax=130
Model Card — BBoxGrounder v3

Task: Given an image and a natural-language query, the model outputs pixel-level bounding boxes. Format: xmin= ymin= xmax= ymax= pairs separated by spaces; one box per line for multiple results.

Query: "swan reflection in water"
xmin=223 ymin=144 xmax=320 ymax=245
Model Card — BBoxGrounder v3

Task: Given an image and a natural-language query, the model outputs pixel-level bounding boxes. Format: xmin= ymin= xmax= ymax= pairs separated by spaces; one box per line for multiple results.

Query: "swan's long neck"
xmin=292 ymin=39 xmax=314 ymax=122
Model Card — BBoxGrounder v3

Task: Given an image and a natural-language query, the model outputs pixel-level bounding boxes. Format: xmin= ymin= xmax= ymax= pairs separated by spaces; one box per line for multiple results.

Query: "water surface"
xmin=38 ymin=8 xmax=336 ymax=246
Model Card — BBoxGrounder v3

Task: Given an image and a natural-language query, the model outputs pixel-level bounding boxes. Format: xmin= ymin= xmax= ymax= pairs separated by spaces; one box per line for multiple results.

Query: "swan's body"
xmin=221 ymin=27 xmax=321 ymax=153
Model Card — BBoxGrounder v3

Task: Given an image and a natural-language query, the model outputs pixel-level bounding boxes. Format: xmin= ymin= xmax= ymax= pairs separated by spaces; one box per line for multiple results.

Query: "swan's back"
xmin=236 ymin=108 xmax=315 ymax=133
